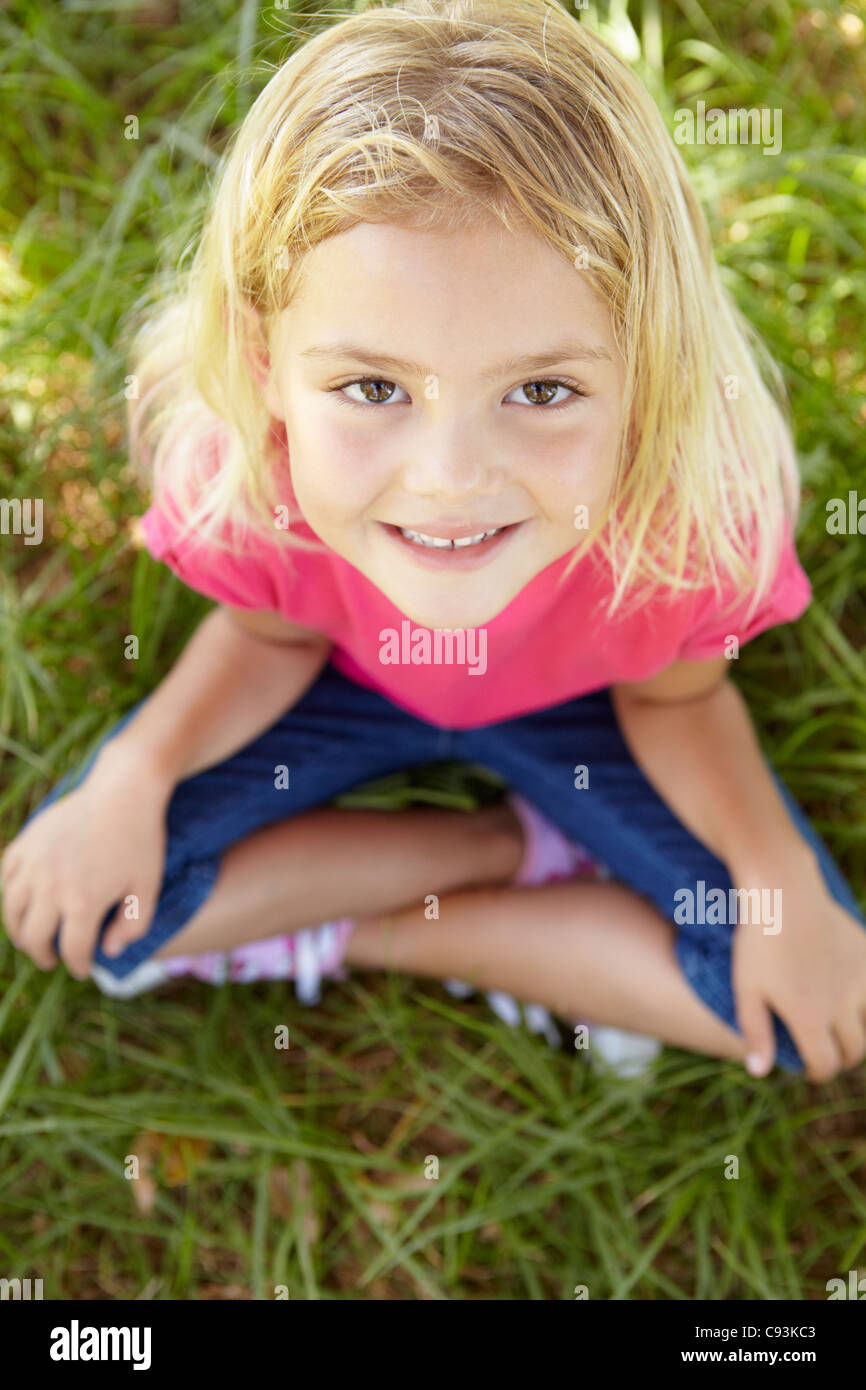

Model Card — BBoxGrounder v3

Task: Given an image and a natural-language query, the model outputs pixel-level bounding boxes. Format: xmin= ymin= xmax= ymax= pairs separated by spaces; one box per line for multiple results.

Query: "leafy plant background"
xmin=0 ymin=0 xmax=864 ymax=1300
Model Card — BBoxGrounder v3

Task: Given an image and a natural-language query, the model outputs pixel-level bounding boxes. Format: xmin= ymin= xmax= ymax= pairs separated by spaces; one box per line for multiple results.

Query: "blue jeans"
xmin=22 ymin=662 xmax=866 ymax=1073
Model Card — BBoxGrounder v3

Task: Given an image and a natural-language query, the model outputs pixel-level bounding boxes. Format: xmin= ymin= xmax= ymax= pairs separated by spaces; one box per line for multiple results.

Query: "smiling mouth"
xmin=380 ymin=520 xmax=523 ymax=568
xmin=398 ymin=526 xmax=506 ymax=550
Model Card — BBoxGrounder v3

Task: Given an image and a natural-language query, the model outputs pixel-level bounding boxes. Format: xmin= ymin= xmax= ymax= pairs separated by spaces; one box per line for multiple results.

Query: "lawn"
xmin=0 ymin=0 xmax=865 ymax=1300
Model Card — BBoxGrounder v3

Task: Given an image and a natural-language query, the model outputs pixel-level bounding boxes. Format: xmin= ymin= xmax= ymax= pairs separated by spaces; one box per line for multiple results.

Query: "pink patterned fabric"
xmin=162 ymin=919 xmax=355 ymax=1000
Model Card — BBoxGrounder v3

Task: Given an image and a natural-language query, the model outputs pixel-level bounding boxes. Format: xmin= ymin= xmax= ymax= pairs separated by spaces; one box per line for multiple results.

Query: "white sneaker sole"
xmin=585 ymin=1024 xmax=663 ymax=1078
xmin=444 ymin=979 xmax=563 ymax=1048
xmin=90 ymin=959 xmax=171 ymax=998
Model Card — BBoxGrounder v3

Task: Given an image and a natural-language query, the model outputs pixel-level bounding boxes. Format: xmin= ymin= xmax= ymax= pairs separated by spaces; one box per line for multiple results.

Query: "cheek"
xmin=289 ymin=410 xmax=389 ymax=523
xmin=528 ymin=426 xmax=616 ymax=524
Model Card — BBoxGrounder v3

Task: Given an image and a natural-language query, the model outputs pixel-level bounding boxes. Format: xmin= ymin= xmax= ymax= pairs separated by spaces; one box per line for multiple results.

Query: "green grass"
xmin=1 ymin=0 xmax=865 ymax=1300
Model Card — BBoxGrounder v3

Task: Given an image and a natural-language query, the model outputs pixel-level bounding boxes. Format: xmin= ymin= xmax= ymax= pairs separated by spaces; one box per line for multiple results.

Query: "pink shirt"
xmin=139 ymin=436 xmax=812 ymax=730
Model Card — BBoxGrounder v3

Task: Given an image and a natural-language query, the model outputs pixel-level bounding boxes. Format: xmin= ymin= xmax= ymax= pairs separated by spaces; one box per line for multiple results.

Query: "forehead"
xmin=276 ymin=218 xmax=619 ymax=361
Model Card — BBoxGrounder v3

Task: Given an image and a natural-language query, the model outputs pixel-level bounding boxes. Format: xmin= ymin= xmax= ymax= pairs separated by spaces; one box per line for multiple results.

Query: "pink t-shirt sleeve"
xmin=139 ymin=500 xmax=281 ymax=613
xmin=677 ymin=523 xmax=812 ymax=662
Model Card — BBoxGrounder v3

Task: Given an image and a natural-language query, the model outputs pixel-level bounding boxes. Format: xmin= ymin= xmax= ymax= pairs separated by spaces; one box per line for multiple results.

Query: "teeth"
xmin=399 ymin=527 xmax=502 ymax=549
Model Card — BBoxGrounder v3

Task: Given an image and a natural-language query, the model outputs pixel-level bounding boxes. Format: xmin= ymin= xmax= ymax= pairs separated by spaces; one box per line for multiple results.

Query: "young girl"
xmin=3 ymin=0 xmax=866 ymax=1085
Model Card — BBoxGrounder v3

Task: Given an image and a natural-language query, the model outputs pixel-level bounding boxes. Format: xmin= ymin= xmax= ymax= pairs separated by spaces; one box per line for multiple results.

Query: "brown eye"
xmin=504 ymin=379 xmax=584 ymax=406
xmin=336 ymin=378 xmax=409 ymax=405
xmin=523 ymin=381 xmax=560 ymax=405
xmin=359 ymin=379 xmax=395 ymax=402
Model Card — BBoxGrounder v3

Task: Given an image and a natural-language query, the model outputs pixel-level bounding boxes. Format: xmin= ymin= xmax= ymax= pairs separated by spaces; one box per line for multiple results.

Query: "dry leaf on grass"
xmin=127 ymin=1131 xmax=211 ymax=1213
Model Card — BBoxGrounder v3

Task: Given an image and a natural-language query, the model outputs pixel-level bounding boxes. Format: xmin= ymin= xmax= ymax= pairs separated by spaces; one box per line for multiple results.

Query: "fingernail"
xmin=746 ymin=1052 xmax=767 ymax=1076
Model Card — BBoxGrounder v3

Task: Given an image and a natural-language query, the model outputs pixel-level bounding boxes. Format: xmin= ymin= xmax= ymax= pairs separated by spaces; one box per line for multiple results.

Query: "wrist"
xmin=94 ymin=729 xmax=179 ymax=796
xmin=727 ymin=835 xmax=822 ymax=888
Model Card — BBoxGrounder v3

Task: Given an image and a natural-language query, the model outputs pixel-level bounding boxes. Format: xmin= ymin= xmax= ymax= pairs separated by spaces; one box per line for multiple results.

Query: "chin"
xmin=388 ymin=590 xmax=511 ymax=630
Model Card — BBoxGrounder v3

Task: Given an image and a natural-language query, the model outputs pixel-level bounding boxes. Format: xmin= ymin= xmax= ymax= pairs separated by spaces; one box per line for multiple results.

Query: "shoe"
xmin=89 ymin=919 xmax=355 ymax=1003
xmin=90 ymin=958 xmax=171 ymax=998
xmin=574 ymin=1017 xmax=663 ymax=1079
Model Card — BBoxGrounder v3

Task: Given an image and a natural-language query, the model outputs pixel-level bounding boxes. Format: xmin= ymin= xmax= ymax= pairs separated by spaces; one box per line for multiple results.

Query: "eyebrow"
xmin=299 ymin=339 xmax=614 ymax=381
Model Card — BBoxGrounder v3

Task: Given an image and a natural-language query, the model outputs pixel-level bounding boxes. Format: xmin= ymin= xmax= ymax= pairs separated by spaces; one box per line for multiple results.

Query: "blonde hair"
xmin=123 ymin=0 xmax=801 ymax=621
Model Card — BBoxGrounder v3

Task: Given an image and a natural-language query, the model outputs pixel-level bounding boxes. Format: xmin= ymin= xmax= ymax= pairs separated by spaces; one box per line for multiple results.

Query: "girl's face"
xmin=261 ymin=215 xmax=627 ymax=629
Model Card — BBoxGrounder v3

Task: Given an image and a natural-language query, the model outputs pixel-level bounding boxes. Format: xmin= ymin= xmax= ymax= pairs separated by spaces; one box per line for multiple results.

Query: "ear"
xmin=235 ymin=296 xmax=285 ymax=421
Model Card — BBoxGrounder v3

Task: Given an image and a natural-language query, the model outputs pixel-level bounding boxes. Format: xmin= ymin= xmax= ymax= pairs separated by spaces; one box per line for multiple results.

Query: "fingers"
xmin=3 ymin=858 xmax=153 ymax=979
xmin=737 ymin=989 xmax=861 ymax=1082
xmin=786 ymin=1012 xmax=844 ymax=1084
xmin=0 ymin=842 xmax=23 ymax=887
xmin=830 ymin=1007 xmax=866 ymax=1074
xmin=13 ymin=886 xmax=60 ymax=970
xmin=735 ymin=989 xmax=777 ymax=1078
xmin=55 ymin=904 xmax=102 ymax=980
xmin=16 ymin=888 xmax=97 ymax=978
xmin=1 ymin=869 xmax=33 ymax=941
xmin=101 ymin=887 xmax=156 ymax=959
xmin=5 ymin=872 xmax=100 ymax=979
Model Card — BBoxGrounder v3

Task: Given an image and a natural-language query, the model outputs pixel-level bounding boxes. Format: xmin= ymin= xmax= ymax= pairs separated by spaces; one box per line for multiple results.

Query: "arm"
xmin=0 ymin=606 xmax=332 ymax=977
xmin=98 ymin=605 xmax=332 ymax=788
xmin=610 ymin=661 xmax=866 ymax=1081
xmin=609 ymin=658 xmax=819 ymax=878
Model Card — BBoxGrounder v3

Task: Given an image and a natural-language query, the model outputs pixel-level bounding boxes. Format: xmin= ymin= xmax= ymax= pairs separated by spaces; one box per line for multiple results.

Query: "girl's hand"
xmin=0 ymin=750 xmax=171 ymax=980
xmin=731 ymin=858 xmax=866 ymax=1082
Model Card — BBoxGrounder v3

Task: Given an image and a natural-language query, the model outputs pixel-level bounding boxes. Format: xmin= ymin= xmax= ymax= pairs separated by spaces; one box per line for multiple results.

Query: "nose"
xmin=401 ymin=421 xmax=505 ymax=502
